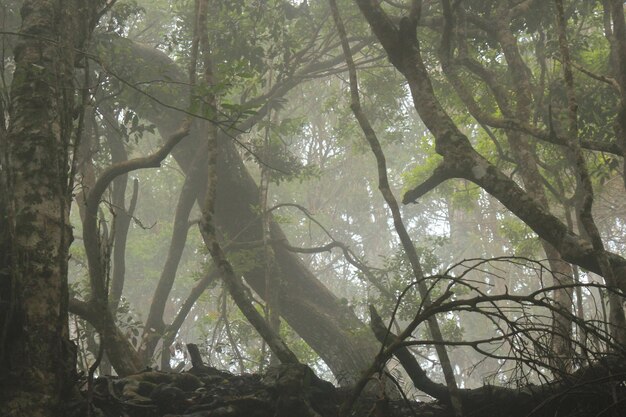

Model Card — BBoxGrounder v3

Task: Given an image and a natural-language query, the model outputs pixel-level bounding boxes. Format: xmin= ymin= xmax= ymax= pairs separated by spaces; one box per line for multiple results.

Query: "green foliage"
xmin=226 ymin=248 xmax=265 ymax=276
xmin=372 ymin=239 xmax=447 ymax=321
xmin=499 ymin=218 xmax=541 ymax=258
xmin=116 ymin=297 xmax=146 ymax=349
xmin=103 ymin=0 xmax=146 ymax=35
xmin=401 ymin=138 xmax=443 ymax=193
xmin=120 ymin=109 xmax=156 ymax=143
xmin=244 ymin=117 xmax=319 ymax=184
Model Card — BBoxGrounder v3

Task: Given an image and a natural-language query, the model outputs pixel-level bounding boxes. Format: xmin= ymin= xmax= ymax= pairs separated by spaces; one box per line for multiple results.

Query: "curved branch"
xmin=83 ymin=120 xmax=191 ymax=299
xmin=369 ymin=306 xmax=450 ymax=402
xmin=401 ymin=162 xmax=453 ymax=203
xmin=79 ymin=120 xmax=190 ymax=376
xmin=353 ymin=0 xmax=626 ymax=293
xmin=86 ymin=121 xmax=191 ymax=217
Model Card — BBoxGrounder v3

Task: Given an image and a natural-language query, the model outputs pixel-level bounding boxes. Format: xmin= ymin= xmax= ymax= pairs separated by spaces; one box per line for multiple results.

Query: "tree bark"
xmin=0 ymin=1 xmax=96 ymax=415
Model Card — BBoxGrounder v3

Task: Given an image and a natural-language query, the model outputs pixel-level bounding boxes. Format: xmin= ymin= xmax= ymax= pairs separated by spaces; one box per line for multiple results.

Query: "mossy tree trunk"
xmin=0 ymin=1 xmax=100 ymax=416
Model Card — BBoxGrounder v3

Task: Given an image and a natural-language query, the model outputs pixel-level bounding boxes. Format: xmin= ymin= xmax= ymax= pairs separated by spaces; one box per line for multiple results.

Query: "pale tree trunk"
xmin=507 ymin=132 xmax=575 ymax=371
xmin=554 ymin=0 xmax=626 ymax=346
xmin=0 ymin=1 xmax=98 ymax=415
xmin=492 ymin=7 xmax=574 ymax=370
xmin=439 ymin=3 xmax=576 ymax=370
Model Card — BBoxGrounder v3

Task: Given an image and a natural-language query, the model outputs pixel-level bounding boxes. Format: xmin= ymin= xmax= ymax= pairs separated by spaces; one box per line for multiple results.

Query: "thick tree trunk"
xmin=174 ymin=125 xmax=381 ymax=386
xmin=95 ymin=37 xmax=380 ymax=384
xmin=0 ymin=1 xmax=90 ymax=415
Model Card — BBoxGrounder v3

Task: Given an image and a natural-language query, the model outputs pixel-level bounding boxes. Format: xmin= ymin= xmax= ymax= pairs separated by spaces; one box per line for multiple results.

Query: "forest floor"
xmin=80 ymin=358 xmax=626 ymax=417
xmin=83 ymin=362 xmax=452 ymax=417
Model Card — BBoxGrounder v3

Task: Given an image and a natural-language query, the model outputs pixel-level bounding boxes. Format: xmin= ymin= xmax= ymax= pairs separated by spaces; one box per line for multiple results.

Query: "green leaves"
xmin=499 ymin=218 xmax=541 ymax=258
xmin=105 ymin=0 xmax=146 ymax=35
xmin=120 ymin=109 xmax=156 ymax=143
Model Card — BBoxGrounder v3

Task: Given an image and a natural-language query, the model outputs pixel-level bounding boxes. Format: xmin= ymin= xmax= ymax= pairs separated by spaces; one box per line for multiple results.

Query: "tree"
xmin=0 ymin=1 xmax=102 ymax=416
xmin=350 ymin=0 xmax=626 ymax=329
xmin=65 ymin=1 xmax=386 ymax=385
xmin=329 ymin=0 xmax=626 ymax=414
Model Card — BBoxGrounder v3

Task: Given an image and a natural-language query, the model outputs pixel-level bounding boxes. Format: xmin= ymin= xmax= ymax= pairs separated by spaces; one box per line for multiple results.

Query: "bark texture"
xmin=0 ymin=1 xmax=95 ymax=415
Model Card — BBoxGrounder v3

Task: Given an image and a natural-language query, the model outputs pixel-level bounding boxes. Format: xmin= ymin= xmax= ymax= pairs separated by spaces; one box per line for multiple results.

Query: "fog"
xmin=3 ymin=1 xmax=626 ymax=416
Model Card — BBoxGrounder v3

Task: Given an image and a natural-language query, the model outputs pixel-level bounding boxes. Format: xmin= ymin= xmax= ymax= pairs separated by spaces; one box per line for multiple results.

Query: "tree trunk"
xmin=95 ymin=37 xmax=381 ymax=384
xmin=493 ymin=7 xmax=575 ymax=369
xmin=0 ymin=1 xmax=91 ymax=415
xmin=182 ymin=125 xmax=381 ymax=386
